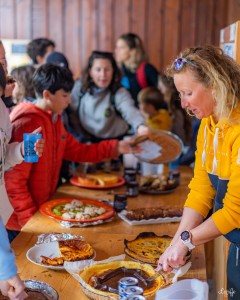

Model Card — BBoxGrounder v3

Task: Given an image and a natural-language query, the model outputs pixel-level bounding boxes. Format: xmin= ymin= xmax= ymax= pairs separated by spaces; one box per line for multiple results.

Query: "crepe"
xmin=132 ymin=131 xmax=182 ymax=163
xmin=124 ymin=232 xmax=172 ymax=265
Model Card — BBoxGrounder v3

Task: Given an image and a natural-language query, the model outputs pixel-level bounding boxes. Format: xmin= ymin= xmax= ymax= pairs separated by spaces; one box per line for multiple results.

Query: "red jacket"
xmin=5 ymin=103 xmax=118 ymax=230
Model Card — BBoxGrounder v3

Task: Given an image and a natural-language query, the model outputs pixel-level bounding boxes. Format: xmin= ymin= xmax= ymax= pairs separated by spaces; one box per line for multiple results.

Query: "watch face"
xmin=181 ymin=231 xmax=190 ymax=241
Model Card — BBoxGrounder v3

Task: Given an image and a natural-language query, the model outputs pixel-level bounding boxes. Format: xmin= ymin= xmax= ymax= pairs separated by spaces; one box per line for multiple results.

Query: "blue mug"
xmin=23 ymin=133 xmax=42 ymax=163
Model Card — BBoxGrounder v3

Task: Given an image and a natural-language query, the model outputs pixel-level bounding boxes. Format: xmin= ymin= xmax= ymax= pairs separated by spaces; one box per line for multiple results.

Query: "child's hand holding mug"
xmin=21 ymin=127 xmax=45 ymax=162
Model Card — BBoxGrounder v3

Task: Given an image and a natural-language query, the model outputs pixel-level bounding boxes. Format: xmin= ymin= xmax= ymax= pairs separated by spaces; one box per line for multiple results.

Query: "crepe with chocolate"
xmin=124 ymin=232 xmax=172 ymax=265
xmin=79 ymin=261 xmax=165 ymax=299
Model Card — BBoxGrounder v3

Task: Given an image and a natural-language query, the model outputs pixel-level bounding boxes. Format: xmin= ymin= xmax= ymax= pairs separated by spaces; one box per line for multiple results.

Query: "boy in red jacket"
xmin=5 ymin=64 xmax=139 ymax=240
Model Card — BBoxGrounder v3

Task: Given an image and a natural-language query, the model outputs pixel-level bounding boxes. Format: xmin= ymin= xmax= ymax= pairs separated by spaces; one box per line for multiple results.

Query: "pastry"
xmin=139 ymin=174 xmax=178 ymax=192
xmin=87 ymin=173 xmax=119 ymax=186
xmin=41 ymin=239 xmax=94 ymax=266
xmin=78 ymin=173 xmax=119 ymax=186
xmin=124 ymin=232 xmax=172 ymax=265
xmin=78 ymin=175 xmax=98 ymax=186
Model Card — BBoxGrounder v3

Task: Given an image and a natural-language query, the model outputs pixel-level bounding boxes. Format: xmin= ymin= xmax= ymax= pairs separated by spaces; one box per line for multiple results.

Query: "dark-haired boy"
xmin=27 ymin=38 xmax=55 ymax=65
xmin=5 ymin=64 xmax=137 ymax=238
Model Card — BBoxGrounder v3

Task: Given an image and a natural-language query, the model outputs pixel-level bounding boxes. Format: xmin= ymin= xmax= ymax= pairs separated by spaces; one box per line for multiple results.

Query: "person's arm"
xmin=5 ymin=161 xmax=38 ymax=228
xmin=0 ymin=218 xmax=17 ymax=280
xmin=158 ymin=208 xmax=221 ymax=272
xmin=0 ymin=219 xmax=27 ymax=299
xmin=157 ymin=121 xmax=217 ymax=271
xmin=114 ymin=87 xmax=146 ymax=131
xmin=62 ymin=124 xmax=141 ymax=162
xmin=5 ymin=142 xmax=23 ymax=170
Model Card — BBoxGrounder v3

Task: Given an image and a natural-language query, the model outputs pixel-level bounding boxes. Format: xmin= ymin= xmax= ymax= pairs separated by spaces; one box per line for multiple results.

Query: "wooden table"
xmin=11 ymin=166 xmax=207 ymax=299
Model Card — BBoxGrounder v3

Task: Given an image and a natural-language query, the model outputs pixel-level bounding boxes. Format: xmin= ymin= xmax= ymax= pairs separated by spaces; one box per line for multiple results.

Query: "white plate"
xmin=26 ymin=241 xmax=95 ymax=270
xmin=118 ymin=210 xmax=181 ymax=226
xmin=155 ymin=279 xmax=209 ymax=300
xmin=26 ymin=241 xmax=64 ymax=270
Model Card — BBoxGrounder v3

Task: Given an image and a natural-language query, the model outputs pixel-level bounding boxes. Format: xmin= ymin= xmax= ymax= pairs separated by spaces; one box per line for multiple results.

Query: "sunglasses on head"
xmin=174 ymin=57 xmax=196 ymax=71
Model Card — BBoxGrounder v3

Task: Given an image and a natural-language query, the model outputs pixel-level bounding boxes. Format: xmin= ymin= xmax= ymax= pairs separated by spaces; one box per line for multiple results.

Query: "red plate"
xmin=40 ymin=198 xmax=115 ymax=223
xmin=69 ymin=176 xmax=125 ymax=189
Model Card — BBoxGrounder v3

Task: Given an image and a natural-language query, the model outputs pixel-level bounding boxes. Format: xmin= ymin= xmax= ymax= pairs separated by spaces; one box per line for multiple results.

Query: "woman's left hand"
xmin=156 ymin=239 xmax=189 ymax=272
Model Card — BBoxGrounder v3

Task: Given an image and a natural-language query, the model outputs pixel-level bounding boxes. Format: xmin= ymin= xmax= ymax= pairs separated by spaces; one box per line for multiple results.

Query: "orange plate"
xmin=69 ymin=176 xmax=125 ymax=189
xmin=40 ymin=198 xmax=115 ymax=223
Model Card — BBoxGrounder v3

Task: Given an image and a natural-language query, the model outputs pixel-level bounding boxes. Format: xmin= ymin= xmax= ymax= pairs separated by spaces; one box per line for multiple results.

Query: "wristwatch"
xmin=180 ymin=230 xmax=195 ymax=250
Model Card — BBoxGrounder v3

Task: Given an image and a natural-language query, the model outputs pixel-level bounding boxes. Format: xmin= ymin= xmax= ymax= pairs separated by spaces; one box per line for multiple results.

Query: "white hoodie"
xmin=0 ymin=98 xmax=23 ymax=225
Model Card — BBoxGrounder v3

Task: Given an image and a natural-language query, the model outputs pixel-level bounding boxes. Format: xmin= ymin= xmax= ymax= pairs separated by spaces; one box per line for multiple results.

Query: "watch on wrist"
xmin=180 ymin=230 xmax=195 ymax=250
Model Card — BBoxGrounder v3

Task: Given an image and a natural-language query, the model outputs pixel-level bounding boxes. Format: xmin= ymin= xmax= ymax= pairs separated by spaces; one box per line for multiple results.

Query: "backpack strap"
xmin=136 ymin=62 xmax=148 ymax=88
xmin=110 ymin=91 xmax=122 ymax=117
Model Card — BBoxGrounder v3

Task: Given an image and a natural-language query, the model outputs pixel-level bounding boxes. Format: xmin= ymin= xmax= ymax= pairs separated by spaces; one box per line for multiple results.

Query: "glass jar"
xmin=114 ymin=194 xmax=128 ymax=212
xmin=127 ymin=181 xmax=139 ymax=197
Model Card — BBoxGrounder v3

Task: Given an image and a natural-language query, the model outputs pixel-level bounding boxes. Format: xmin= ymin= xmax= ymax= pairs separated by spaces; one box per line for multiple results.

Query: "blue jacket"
xmin=0 ymin=218 xmax=17 ymax=280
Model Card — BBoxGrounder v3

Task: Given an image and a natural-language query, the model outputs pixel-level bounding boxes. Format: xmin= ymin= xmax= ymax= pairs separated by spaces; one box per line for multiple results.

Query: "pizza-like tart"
xmin=124 ymin=232 xmax=172 ymax=265
xmin=41 ymin=239 xmax=94 ymax=266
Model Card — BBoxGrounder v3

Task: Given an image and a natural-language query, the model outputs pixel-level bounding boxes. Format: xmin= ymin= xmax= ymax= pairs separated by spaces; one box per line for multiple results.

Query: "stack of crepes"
xmin=78 ymin=173 xmax=119 ymax=186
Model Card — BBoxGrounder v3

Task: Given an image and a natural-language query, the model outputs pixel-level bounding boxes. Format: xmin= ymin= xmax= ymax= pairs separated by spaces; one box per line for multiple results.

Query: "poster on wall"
xmin=1 ymin=39 xmax=31 ymax=73
xmin=220 ymin=21 xmax=240 ymax=63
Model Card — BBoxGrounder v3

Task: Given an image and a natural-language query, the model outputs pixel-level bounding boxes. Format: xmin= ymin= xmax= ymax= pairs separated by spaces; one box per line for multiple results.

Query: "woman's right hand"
xmin=156 ymin=239 xmax=189 ymax=272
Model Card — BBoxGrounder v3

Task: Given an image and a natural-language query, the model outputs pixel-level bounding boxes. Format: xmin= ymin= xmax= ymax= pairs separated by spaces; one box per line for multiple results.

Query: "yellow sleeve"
xmin=184 ymin=120 xmax=215 ymax=217
xmin=212 ymin=129 xmax=240 ymax=234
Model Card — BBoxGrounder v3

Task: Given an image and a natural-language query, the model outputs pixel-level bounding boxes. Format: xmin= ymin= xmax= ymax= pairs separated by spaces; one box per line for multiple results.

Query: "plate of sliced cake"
xmin=118 ymin=206 xmax=183 ymax=225
xmin=70 ymin=173 xmax=125 ymax=189
xmin=26 ymin=239 xmax=95 ymax=270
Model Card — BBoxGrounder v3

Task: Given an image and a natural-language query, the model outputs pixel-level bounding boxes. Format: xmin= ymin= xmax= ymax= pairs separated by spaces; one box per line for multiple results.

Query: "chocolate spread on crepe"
xmin=89 ymin=267 xmax=154 ymax=293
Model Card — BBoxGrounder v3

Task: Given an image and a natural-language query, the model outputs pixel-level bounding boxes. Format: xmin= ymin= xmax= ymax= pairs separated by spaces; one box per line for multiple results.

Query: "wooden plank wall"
xmin=0 ymin=0 xmax=240 ymax=78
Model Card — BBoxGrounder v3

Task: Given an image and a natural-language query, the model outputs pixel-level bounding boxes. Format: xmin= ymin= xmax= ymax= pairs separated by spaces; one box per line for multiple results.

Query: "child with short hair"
xmin=138 ymin=86 xmax=172 ymax=131
xmin=5 ymin=63 xmax=139 ymax=237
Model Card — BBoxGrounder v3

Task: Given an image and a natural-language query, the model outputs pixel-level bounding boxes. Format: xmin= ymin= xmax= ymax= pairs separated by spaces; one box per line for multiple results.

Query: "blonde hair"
xmin=167 ymin=45 xmax=240 ymax=122
xmin=118 ymin=33 xmax=147 ymax=72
